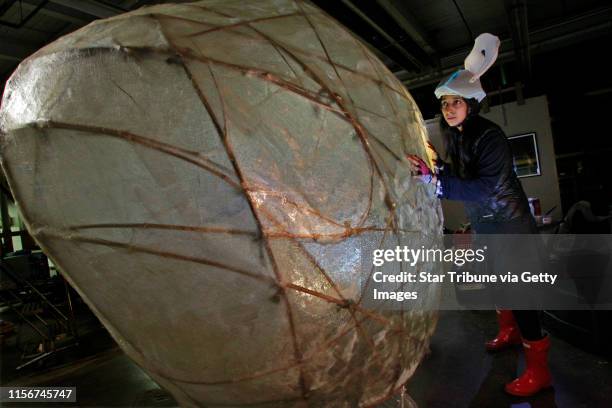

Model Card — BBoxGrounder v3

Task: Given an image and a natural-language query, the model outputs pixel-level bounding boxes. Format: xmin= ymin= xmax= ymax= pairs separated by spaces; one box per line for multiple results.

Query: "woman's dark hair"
xmin=439 ymin=97 xmax=481 ymax=178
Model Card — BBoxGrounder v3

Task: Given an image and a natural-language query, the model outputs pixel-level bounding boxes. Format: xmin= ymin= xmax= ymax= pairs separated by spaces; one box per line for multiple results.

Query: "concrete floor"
xmin=1 ymin=310 xmax=610 ymax=407
xmin=404 ymin=311 xmax=611 ymax=408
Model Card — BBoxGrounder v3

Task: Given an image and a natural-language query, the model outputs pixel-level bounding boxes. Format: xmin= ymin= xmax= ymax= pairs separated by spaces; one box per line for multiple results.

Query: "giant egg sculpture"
xmin=0 ymin=1 xmax=443 ymax=406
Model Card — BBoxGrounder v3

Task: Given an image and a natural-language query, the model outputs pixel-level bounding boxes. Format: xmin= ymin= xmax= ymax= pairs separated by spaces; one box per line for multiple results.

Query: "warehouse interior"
xmin=1 ymin=0 xmax=611 ymax=407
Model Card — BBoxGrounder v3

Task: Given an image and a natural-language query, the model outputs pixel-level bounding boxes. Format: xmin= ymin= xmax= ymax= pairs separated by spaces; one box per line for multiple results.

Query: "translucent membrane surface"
xmin=0 ymin=1 xmax=443 ymax=406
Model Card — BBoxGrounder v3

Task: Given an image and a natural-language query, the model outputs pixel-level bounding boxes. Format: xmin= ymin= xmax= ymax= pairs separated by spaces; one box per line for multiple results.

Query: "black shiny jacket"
xmin=437 ymin=115 xmax=532 ymax=224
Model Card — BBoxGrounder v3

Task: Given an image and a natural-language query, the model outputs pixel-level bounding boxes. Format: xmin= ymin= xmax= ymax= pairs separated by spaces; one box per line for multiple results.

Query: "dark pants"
xmin=513 ymin=310 xmax=544 ymax=341
xmin=473 ymin=215 xmax=544 ymax=341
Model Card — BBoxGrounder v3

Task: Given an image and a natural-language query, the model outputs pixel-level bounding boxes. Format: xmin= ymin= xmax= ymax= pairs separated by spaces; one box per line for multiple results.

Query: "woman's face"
xmin=440 ymin=95 xmax=468 ymax=128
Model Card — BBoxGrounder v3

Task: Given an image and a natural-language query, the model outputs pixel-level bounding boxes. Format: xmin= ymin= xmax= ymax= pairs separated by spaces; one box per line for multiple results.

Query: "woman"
xmin=407 ymin=34 xmax=552 ymax=397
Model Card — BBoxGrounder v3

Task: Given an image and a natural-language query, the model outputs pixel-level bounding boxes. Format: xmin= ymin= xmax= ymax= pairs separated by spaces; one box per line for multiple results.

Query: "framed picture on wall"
xmin=508 ymin=132 xmax=541 ymax=177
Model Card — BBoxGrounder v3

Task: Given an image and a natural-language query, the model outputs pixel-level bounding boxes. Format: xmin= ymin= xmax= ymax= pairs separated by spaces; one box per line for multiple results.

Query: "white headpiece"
xmin=434 ymin=33 xmax=500 ymax=102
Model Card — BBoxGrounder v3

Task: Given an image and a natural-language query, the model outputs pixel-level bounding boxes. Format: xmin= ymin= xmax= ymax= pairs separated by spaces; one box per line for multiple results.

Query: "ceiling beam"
xmin=0 ymin=0 xmax=50 ymax=29
xmin=20 ymin=0 xmax=93 ymax=25
xmin=505 ymin=0 xmax=532 ymax=83
xmin=451 ymin=0 xmax=474 ymax=42
xmin=49 ymin=0 xmax=124 ymax=19
xmin=0 ymin=1 xmax=19 ymax=18
xmin=400 ymin=7 xmax=612 ymax=89
xmin=375 ymin=0 xmax=437 ymax=57
xmin=340 ymin=0 xmax=427 ymax=72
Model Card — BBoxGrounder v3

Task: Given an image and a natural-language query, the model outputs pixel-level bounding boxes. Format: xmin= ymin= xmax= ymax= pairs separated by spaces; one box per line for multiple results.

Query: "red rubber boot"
xmin=485 ymin=310 xmax=521 ymax=351
xmin=505 ymin=335 xmax=552 ymax=397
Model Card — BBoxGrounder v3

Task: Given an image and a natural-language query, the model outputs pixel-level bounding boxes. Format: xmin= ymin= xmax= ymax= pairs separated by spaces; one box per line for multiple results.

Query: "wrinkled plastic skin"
xmin=0 ymin=1 xmax=443 ymax=406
